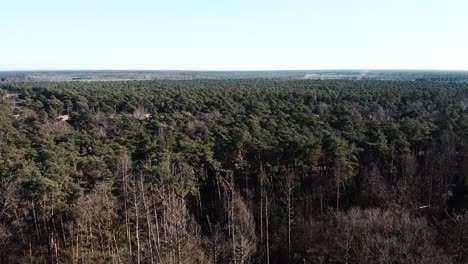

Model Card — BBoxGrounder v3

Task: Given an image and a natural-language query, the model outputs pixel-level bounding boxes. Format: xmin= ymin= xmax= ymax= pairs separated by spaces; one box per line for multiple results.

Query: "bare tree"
xmin=150 ymin=154 xmax=211 ymax=264
xmin=0 ymin=177 xmax=19 ymax=259
xmin=280 ymin=170 xmax=297 ymax=262
xmin=222 ymin=172 xmax=257 ymax=264
xmin=117 ymin=151 xmax=133 ymax=259
xmin=74 ymin=183 xmax=119 ymax=263
xmin=258 ymin=163 xmax=271 ymax=264
xmin=331 ymin=208 xmax=451 ymax=264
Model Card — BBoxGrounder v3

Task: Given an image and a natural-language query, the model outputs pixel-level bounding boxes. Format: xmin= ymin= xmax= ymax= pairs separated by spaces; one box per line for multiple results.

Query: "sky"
xmin=1 ymin=0 xmax=468 ymax=71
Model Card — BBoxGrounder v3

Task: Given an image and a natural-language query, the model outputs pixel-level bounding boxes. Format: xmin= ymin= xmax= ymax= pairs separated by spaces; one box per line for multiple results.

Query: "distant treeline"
xmin=1 ymin=70 xmax=468 ymax=82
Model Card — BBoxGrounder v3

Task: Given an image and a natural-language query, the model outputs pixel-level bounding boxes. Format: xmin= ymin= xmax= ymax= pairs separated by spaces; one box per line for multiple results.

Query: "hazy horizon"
xmin=2 ymin=69 xmax=468 ymax=73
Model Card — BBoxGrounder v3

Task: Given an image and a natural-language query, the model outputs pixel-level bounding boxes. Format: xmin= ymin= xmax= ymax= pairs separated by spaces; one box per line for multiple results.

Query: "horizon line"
xmin=1 ymin=68 xmax=468 ymax=72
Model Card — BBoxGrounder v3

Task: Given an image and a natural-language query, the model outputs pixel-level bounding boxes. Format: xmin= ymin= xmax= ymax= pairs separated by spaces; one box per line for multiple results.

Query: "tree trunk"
xmin=336 ymin=173 xmax=340 ymax=212
xmin=140 ymin=177 xmax=155 ymax=264
xmin=133 ymin=178 xmax=141 ymax=264
xmin=266 ymin=195 xmax=270 ymax=264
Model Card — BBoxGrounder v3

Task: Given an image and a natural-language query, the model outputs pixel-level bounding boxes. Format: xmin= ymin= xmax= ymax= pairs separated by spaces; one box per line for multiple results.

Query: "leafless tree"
xmin=331 ymin=208 xmax=452 ymax=264
xmin=258 ymin=163 xmax=271 ymax=264
xmin=221 ymin=170 xmax=256 ymax=264
xmin=73 ymin=183 xmax=120 ymax=263
xmin=280 ymin=170 xmax=297 ymax=262
xmin=117 ymin=151 xmax=133 ymax=259
xmin=0 ymin=177 xmax=19 ymax=258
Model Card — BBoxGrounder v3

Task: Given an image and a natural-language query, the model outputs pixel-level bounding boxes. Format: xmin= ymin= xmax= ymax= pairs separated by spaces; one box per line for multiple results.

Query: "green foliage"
xmin=1 ymin=79 xmax=468 ymax=263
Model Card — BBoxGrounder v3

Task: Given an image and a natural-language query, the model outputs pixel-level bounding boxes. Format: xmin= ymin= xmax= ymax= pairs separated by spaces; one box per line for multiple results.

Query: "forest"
xmin=1 ymin=79 xmax=468 ymax=263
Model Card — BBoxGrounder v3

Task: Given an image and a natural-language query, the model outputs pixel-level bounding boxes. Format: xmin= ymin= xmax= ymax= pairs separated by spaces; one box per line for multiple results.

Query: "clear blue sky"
xmin=2 ymin=0 xmax=467 ymax=70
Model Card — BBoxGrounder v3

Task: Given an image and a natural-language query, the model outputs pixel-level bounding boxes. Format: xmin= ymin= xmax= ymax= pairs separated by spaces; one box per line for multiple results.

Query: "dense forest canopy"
xmin=1 ymin=79 xmax=468 ymax=263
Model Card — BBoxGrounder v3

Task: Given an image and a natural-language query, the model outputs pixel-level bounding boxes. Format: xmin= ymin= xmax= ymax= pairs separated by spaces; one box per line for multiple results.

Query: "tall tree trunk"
xmin=123 ymin=178 xmax=132 ymax=258
xmin=140 ymin=177 xmax=155 ymax=264
xmin=266 ymin=194 xmax=270 ymax=264
xmin=287 ymin=193 xmax=292 ymax=263
xmin=231 ymin=174 xmax=237 ymax=264
xmin=336 ymin=173 xmax=340 ymax=212
xmin=133 ymin=179 xmax=141 ymax=264
xmin=152 ymin=198 xmax=162 ymax=262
